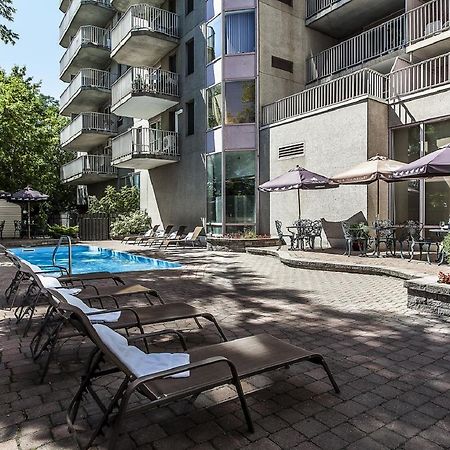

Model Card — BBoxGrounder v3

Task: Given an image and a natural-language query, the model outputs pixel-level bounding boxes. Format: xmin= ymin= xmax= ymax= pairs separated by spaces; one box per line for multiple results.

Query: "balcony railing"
xmin=60 ymin=113 xmax=117 ymax=147
xmin=59 ymin=0 xmax=112 ymax=43
xmin=60 ymin=26 xmax=111 ymax=76
xmin=112 ymin=67 xmax=178 ymax=106
xmin=111 ymin=4 xmax=179 ymax=49
xmin=306 ymin=0 xmax=343 ymax=19
xmin=112 ymin=128 xmax=179 ymax=163
xmin=61 ymin=154 xmax=117 ymax=183
xmin=60 ymin=69 xmax=111 ymax=112
xmin=407 ymin=0 xmax=450 ymax=44
xmin=262 ymin=69 xmax=387 ymax=125
xmin=389 ymin=51 xmax=450 ymax=99
xmin=307 ymin=14 xmax=406 ymax=82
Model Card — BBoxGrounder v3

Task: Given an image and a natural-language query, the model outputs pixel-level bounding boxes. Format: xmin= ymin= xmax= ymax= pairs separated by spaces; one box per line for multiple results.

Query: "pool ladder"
xmin=52 ymin=235 xmax=73 ymax=276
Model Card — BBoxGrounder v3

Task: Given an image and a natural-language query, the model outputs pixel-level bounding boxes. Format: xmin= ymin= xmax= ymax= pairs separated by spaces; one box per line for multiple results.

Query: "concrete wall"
xmin=260 ymin=98 xmax=388 ymax=238
xmin=0 ymin=200 xmax=21 ymax=238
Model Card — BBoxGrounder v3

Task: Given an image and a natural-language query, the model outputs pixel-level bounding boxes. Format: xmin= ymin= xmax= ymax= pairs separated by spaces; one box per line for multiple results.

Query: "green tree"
xmin=88 ymin=185 xmax=140 ymax=215
xmin=0 ymin=0 xmax=18 ymax=44
xmin=0 ymin=66 xmax=74 ymax=213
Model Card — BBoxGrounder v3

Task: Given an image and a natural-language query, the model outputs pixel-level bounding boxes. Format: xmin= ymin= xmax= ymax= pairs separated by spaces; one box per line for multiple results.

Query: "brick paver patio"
xmin=0 ymin=244 xmax=449 ymax=449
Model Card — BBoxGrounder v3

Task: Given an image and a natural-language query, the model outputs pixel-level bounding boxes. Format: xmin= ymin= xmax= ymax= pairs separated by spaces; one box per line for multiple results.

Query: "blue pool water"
xmin=9 ymin=245 xmax=181 ymax=275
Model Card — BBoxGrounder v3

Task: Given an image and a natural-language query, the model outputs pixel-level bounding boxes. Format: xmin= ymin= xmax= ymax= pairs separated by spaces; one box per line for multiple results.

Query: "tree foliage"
xmin=88 ymin=185 xmax=140 ymax=215
xmin=0 ymin=66 xmax=74 ymax=212
xmin=0 ymin=0 xmax=18 ymax=45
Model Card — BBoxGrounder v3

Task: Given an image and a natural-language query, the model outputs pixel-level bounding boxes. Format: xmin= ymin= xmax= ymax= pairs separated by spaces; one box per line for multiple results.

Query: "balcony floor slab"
xmin=63 ymin=172 xmax=118 ymax=185
xmin=111 ymin=0 xmax=164 ymax=12
xmin=60 ymin=88 xmax=111 ymax=117
xmin=112 ymin=155 xmax=179 ymax=170
xmin=61 ymin=131 xmax=116 ymax=151
xmin=407 ymin=29 xmax=450 ymax=60
xmin=111 ymin=93 xmax=178 ymax=119
xmin=60 ymin=46 xmax=111 ymax=82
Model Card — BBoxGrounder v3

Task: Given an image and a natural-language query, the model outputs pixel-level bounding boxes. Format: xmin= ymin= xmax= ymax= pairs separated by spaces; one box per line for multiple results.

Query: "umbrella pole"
xmin=377 ymin=179 xmax=380 ymax=219
xmin=297 ymin=189 xmax=301 ymax=219
xmin=28 ymin=201 xmax=31 ymax=239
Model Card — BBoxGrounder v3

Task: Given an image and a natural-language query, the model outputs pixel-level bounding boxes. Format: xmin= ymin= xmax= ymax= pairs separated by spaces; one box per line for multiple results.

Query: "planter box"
xmin=206 ymin=237 xmax=280 ymax=253
xmin=404 ymin=276 xmax=450 ymax=317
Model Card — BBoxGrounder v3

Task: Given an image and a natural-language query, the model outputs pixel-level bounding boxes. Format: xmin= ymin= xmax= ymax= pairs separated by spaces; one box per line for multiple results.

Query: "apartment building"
xmin=260 ymin=0 xmax=450 ymax=237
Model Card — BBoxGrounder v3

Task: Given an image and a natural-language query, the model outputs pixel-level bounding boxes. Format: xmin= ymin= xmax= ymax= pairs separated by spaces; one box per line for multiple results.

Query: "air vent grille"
xmin=278 ymin=142 xmax=305 ymax=159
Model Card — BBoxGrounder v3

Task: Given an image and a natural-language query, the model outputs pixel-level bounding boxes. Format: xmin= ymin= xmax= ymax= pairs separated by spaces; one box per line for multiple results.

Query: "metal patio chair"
xmin=274 ymin=220 xmax=296 ymax=250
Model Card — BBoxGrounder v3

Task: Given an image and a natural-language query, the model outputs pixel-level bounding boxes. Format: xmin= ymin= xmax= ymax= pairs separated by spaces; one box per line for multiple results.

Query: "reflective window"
xmin=225 ymin=80 xmax=255 ymax=124
xmin=225 ymin=151 xmax=256 ymax=224
xmin=225 ymin=10 xmax=255 ymax=55
xmin=207 ymin=153 xmax=222 ymax=227
xmin=207 ymin=84 xmax=222 ymax=129
xmin=206 ymin=15 xmax=222 ymax=64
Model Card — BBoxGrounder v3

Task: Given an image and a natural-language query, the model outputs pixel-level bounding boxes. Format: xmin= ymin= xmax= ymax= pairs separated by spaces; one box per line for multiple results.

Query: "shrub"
xmin=442 ymin=233 xmax=450 ymax=264
xmin=110 ymin=211 xmax=151 ymax=238
xmin=47 ymin=224 xmax=79 ymax=238
xmin=88 ymin=186 xmax=140 ymax=215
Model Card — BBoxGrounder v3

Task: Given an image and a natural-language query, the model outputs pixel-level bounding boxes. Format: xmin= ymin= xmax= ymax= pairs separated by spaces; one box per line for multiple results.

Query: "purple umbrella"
xmin=393 ymin=144 xmax=450 ymax=178
xmin=258 ymin=166 xmax=338 ymax=218
xmin=10 ymin=186 xmax=49 ymax=239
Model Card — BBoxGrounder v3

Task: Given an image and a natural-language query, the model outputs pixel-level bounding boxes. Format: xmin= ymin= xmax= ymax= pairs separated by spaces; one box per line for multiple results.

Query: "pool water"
xmin=10 ymin=245 xmax=181 ymax=275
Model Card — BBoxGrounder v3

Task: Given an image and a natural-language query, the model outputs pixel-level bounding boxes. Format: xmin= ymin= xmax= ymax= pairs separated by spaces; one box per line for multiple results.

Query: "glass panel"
xmin=206 ymin=15 xmax=222 ymax=63
xmin=207 ymin=84 xmax=222 ymax=129
xmin=225 ymin=151 xmax=256 ymax=224
xmin=392 ymin=126 xmax=420 ymax=224
xmin=225 ymin=10 xmax=255 ymax=55
xmin=225 ymin=80 xmax=255 ymax=124
xmin=425 ymin=120 xmax=450 ymax=226
xmin=207 ymin=153 xmax=222 ymax=226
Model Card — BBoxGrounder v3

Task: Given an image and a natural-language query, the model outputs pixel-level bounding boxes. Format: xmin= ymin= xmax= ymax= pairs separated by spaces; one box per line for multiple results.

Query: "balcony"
xmin=60 ymin=69 xmax=111 ymax=117
xmin=111 ymin=67 xmax=178 ymax=119
xmin=59 ymin=0 xmax=114 ymax=48
xmin=112 ymin=128 xmax=179 ymax=169
xmin=262 ymin=69 xmax=386 ymax=126
xmin=61 ymin=154 xmax=117 ymax=184
xmin=305 ymin=0 xmax=405 ymax=38
xmin=60 ymin=26 xmax=111 ymax=82
xmin=60 ymin=113 xmax=118 ymax=151
xmin=111 ymin=4 xmax=179 ymax=67
xmin=60 ymin=0 xmax=70 ymax=12
xmin=111 ymin=0 xmax=164 ymax=13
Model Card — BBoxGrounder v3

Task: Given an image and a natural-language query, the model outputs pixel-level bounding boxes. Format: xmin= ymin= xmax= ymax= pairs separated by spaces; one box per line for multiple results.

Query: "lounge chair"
xmin=139 ymin=224 xmax=174 ymax=246
xmin=61 ymin=299 xmax=339 ymax=449
xmin=163 ymin=226 xmax=204 ymax=248
xmin=30 ymin=286 xmax=226 ymax=382
xmin=122 ymin=224 xmax=160 ymax=245
xmin=150 ymin=225 xmax=187 ymax=248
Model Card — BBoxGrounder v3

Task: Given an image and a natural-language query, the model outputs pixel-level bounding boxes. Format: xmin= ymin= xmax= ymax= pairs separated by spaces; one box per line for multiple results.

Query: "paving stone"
xmin=292 ymin=417 xmax=328 ymax=438
xmin=404 ymin=435 xmax=445 ymax=450
xmin=311 ymin=431 xmax=348 ymax=450
xmin=370 ymin=426 xmax=407 ymax=449
xmin=330 ymin=422 xmax=366 ymax=443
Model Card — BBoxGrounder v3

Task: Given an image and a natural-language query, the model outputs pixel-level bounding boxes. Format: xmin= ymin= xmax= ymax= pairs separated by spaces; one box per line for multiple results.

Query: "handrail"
xmin=52 ymin=236 xmax=73 ymax=276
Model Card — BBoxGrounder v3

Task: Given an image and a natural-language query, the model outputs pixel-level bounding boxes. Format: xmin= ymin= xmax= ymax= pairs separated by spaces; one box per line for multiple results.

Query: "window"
xmin=207 ymin=153 xmax=222 ymax=229
xmin=272 ymin=56 xmax=293 ymax=73
xmin=206 ymin=15 xmax=222 ymax=63
xmin=186 ymin=0 xmax=194 ymax=15
xmin=186 ymin=38 xmax=195 ymax=75
xmin=186 ymin=100 xmax=195 ymax=136
xmin=206 ymin=84 xmax=222 ymax=129
xmin=225 ymin=80 xmax=255 ymax=124
xmin=225 ymin=151 xmax=256 ymax=224
xmin=225 ymin=10 xmax=255 ymax=55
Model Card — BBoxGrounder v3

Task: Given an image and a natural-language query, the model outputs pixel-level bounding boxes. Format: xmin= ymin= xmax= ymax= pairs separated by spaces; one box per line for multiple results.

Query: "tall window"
xmin=207 ymin=84 xmax=222 ymax=129
xmin=206 ymin=15 xmax=222 ymax=63
xmin=186 ymin=100 xmax=195 ymax=136
xmin=207 ymin=153 xmax=222 ymax=233
xmin=225 ymin=80 xmax=255 ymax=124
xmin=186 ymin=0 xmax=194 ymax=15
xmin=225 ymin=10 xmax=255 ymax=55
xmin=186 ymin=38 xmax=195 ymax=75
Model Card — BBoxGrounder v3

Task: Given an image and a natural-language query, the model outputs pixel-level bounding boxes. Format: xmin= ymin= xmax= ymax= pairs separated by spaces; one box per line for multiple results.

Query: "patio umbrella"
xmin=258 ymin=166 xmax=338 ymax=218
xmin=0 ymin=190 xmax=11 ymax=199
xmin=9 ymin=186 xmax=49 ymax=239
xmin=393 ymin=144 xmax=450 ymax=179
xmin=331 ymin=155 xmax=406 ymax=217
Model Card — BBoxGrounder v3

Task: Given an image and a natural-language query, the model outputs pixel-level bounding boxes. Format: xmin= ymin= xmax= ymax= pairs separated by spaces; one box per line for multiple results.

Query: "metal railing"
xmin=60 ymin=69 xmax=111 ymax=112
xmin=112 ymin=67 xmax=179 ymax=107
xmin=52 ymin=236 xmax=73 ymax=276
xmin=60 ymin=113 xmax=118 ymax=146
xmin=389 ymin=51 xmax=450 ymax=99
xmin=307 ymin=14 xmax=406 ymax=82
xmin=60 ymin=0 xmax=112 ymax=42
xmin=306 ymin=0 xmax=345 ymax=19
xmin=111 ymin=4 xmax=179 ymax=52
xmin=407 ymin=0 xmax=450 ymax=44
xmin=112 ymin=128 xmax=179 ymax=163
xmin=262 ymin=68 xmax=386 ymax=125
xmin=61 ymin=154 xmax=117 ymax=182
xmin=60 ymin=26 xmax=111 ymax=75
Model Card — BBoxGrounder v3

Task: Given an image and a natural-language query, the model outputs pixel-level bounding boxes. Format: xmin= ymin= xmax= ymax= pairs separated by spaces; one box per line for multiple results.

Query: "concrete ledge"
xmin=207 ymin=237 xmax=280 ymax=253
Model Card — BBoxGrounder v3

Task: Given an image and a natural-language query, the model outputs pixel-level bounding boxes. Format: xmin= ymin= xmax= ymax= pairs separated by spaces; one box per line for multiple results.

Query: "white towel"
xmin=94 ymin=324 xmax=190 ymax=378
xmin=57 ymin=290 xmax=121 ymax=323
xmin=36 ymin=275 xmax=81 ymax=295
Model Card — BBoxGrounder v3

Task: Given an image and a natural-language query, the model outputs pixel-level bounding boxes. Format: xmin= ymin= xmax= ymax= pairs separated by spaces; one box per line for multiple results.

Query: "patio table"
xmin=368 ymin=225 xmax=398 ymax=258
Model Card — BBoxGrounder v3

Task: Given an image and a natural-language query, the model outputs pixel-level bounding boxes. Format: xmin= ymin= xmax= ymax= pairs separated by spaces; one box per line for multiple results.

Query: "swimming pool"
xmin=9 ymin=245 xmax=181 ymax=275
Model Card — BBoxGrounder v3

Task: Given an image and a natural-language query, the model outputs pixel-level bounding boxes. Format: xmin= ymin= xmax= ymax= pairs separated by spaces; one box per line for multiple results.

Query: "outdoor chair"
xmin=307 ymin=220 xmax=323 ymax=250
xmin=294 ymin=219 xmax=313 ymax=250
xmin=14 ymin=220 xmax=22 ymax=238
xmin=27 ymin=284 xmax=227 ymax=383
xmin=404 ymin=221 xmax=440 ymax=264
xmin=140 ymin=224 xmax=174 ymax=246
xmin=163 ymin=226 xmax=203 ymax=248
xmin=274 ymin=220 xmax=296 ymax=250
xmin=0 ymin=220 xmax=4 ymax=239
xmin=151 ymin=226 xmax=187 ymax=248
xmin=59 ymin=297 xmax=339 ymax=450
xmin=342 ymin=221 xmax=369 ymax=256
xmin=122 ymin=224 xmax=159 ymax=245
xmin=372 ymin=219 xmax=396 ymax=257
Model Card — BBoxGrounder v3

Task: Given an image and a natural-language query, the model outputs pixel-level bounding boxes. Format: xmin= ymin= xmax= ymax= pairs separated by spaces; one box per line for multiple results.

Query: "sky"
xmin=0 ymin=0 xmax=64 ymax=99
